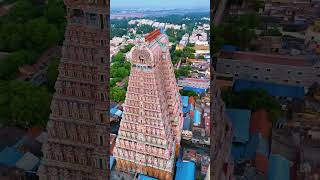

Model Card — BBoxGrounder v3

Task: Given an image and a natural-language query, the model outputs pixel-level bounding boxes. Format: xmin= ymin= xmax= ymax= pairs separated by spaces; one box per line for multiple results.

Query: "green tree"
xmin=112 ymin=52 xmax=125 ymax=63
xmin=46 ymin=57 xmax=60 ymax=92
xmin=110 ymin=77 xmax=122 ymax=88
xmin=24 ymin=18 xmax=60 ymax=52
xmin=0 ymin=80 xmax=52 ymax=128
xmin=110 ymin=67 xmax=129 ymax=79
xmin=221 ymin=89 xmax=281 ymax=122
xmin=44 ymin=0 xmax=65 ymax=25
xmin=0 ymin=23 xmax=25 ymax=51
xmin=0 ymin=51 xmax=38 ymax=80
xmin=180 ymin=90 xmax=198 ymax=97
xmin=120 ymin=44 xmax=134 ymax=53
xmin=110 ymin=86 xmax=126 ymax=102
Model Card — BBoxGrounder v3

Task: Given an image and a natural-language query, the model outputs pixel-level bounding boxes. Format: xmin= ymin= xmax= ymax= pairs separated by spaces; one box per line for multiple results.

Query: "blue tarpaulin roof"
xmin=268 ymin=154 xmax=291 ymax=180
xmin=175 ymin=161 xmax=195 ymax=180
xmin=139 ymin=174 xmax=159 ymax=180
xmin=231 ymin=143 xmax=246 ymax=161
xmin=181 ymin=96 xmax=189 ymax=107
xmin=110 ymin=156 xmax=115 ymax=170
xmin=234 ymin=79 xmax=305 ymax=98
xmin=226 ymin=108 xmax=251 ymax=143
xmin=193 ymin=109 xmax=201 ymax=126
xmin=182 ymin=104 xmax=190 ymax=113
xmin=110 ymin=108 xmax=118 ymax=115
xmin=221 ymin=45 xmax=238 ymax=52
xmin=0 ymin=147 xmax=23 ymax=167
xmin=183 ymin=86 xmax=207 ymax=94
xmin=245 ymin=133 xmax=269 ymax=159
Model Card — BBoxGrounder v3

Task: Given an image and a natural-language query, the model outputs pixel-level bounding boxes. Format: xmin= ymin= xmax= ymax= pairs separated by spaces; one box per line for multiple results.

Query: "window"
xmin=317 ymin=74 xmax=320 ymax=77
xmin=100 ymin=75 xmax=104 ymax=82
xmin=266 ymin=68 xmax=271 ymax=72
xmin=288 ymin=71 xmax=291 ymax=74
xmin=100 ymin=14 xmax=104 ymax=30
xmin=234 ymin=74 xmax=238 ymax=77
xmin=255 ymin=67 xmax=259 ymax=70
xmin=226 ymin=64 xmax=230 ymax=68
xmin=296 ymin=81 xmax=300 ymax=84
xmin=284 ymin=80 xmax=289 ymax=83
xmin=100 ymin=93 xmax=104 ymax=101
xmin=98 ymin=158 xmax=103 ymax=168
xmin=99 ymin=136 xmax=103 ymax=146
xmin=253 ymin=76 xmax=258 ymax=79
xmin=100 ymin=113 xmax=104 ymax=122
xmin=298 ymin=72 xmax=302 ymax=75
xmin=265 ymin=77 xmax=269 ymax=80
xmin=101 ymin=57 xmax=104 ymax=63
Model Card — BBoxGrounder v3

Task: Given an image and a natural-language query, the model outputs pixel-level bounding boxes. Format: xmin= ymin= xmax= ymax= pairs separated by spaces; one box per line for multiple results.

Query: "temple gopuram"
xmin=37 ymin=0 xmax=110 ymax=179
xmin=113 ymin=29 xmax=184 ymax=180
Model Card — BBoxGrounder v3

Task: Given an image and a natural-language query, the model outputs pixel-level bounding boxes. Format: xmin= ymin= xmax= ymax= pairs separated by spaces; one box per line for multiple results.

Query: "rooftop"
xmin=268 ymin=154 xmax=291 ymax=180
xmin=226 ymin=108 xmax=251 ymax=143
xmin=219 ymin=51 xmax=315 ymax=67
xmin=175 ymin=161 xmax=196 ymax=180
xmin=234 ymin=79 xmax=305 ymax=99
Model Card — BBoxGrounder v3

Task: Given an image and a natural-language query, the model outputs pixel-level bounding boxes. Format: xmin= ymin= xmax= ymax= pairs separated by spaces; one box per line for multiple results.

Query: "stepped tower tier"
xmin=113 ymin=29 xmax=183 ymax=180
xmin=37 ymin=0 xmax=110 ymax=180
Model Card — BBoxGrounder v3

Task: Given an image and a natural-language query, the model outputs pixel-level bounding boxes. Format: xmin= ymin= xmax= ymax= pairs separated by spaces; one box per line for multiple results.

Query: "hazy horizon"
xmin=111 ymin=0 xmax=210 ymax=10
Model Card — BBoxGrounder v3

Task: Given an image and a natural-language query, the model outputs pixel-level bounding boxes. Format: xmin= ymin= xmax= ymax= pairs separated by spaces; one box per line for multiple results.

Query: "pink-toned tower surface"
xmin=113 ymin=29 xmax=183 ymax=180
xmin=37 ymin=0 xmax=109 ymax=179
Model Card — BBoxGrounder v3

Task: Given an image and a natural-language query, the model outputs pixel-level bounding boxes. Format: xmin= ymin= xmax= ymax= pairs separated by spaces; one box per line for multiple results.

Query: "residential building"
xmin=216 ymin=50 xmax=320 ymax=88
xmin=113 ymin=29 xmax=183 ymax=180
xmin=37 ymin=0 xmax=109 ymax=179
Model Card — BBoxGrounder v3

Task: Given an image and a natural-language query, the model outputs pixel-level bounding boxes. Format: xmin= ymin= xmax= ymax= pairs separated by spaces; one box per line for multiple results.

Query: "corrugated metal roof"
xmin=250 ymin=110 xmax=272 ymax=139
xmin=188 ymin=96 xmax=195 ymax=105
xmin=110 ymin=156 xmax=115 ymax=170
xmin=110 ymin=108 xmax=118 ymax=115
xmin=183 ymin=86 xmax=207 ymax=94
xmin=0 ymin=147 xmax=23 ymax=167
xmin=115 ymin=110 xmax=123 ymax=117
xmin=245 ymin=133 xmax=270 ymax=159
xmin=183 ymin=115 xmax=191 ymax=130
xmin=256 ymin=153 xmax=269 ymax=174
xmin=193 ymin=110 xmax=201 ymax=126
xmin=181 ymin=96 xmax=189 ymax=107
xmin=15 ymin=152 xmax=39 ymax=171
xmin=226 ymin=108 xmax=251 ymax=143
xmin=234 ymin=80 xmax=305 ymax=98
xmin=175 ymin=161 xmax=195 ymax=180
xmin=139 ymin=174 xmax=158 ymax=180
xmin=268 ymin=154 xmax=291 ymax=180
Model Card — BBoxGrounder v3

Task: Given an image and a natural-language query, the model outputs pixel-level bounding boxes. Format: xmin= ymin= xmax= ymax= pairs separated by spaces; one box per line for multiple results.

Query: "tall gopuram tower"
xmin=37 ymin=0 xmax=109 ymax=179
xmin=113 ymin=29 xmax=183 ymax=180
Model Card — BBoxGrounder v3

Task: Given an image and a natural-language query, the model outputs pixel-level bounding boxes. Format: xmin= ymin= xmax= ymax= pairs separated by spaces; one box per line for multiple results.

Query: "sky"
xmin=111 ymin=0 xmax=210 ymax=10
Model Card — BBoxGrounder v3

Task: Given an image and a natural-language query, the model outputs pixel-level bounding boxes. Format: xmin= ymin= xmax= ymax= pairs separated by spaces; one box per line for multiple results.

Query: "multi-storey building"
xmin=113 ymin=29 xmax=183 ymax=180
xmin=37 ymin=0 xmax=109 ymax=179
xmin=216 ymin=50 xmax=320 ymax=88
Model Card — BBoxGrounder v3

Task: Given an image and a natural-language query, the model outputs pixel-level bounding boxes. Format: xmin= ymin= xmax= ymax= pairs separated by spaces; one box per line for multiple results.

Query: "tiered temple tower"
xmin=210 ymin=69 xmax=234 ymax=179
xmin=113 ymin=29 xmax=183 ymax=180
xmin=37 ymin=0 xmax=109 ymax=179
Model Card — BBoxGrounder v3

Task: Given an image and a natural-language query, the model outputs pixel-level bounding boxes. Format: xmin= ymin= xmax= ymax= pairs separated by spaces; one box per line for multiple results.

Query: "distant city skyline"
xmin=111 ymin=0 xmax=210 ymax=10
